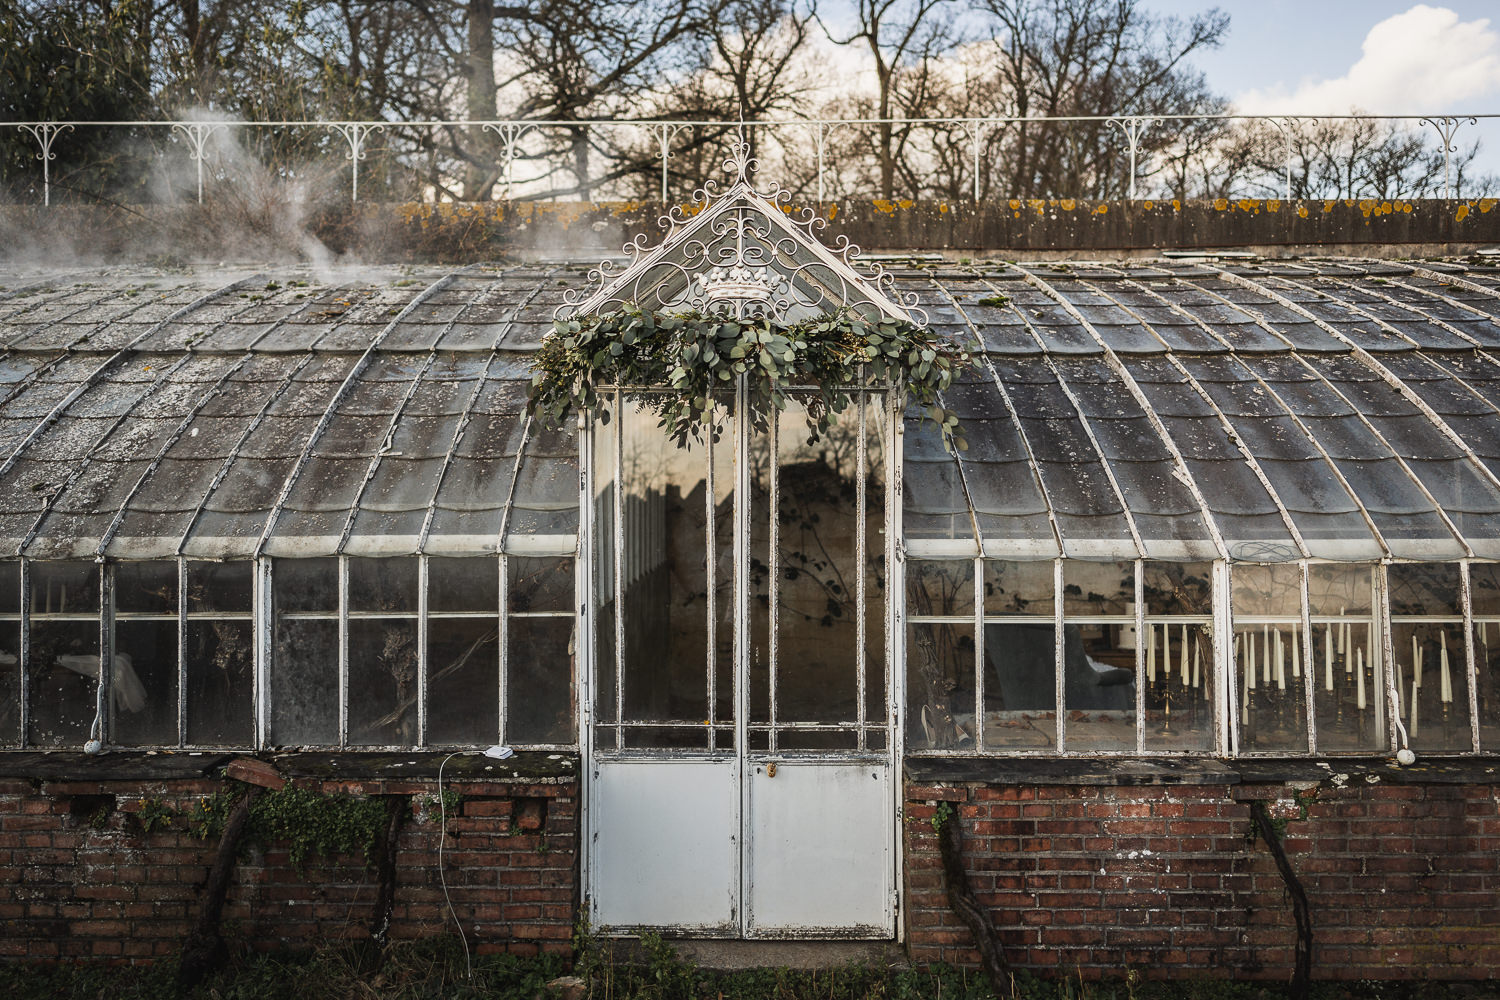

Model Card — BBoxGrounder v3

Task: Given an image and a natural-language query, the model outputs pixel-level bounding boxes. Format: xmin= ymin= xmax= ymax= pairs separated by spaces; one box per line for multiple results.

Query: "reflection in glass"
xmin=0 ymin=562 xmax=18 ymax=745
xmin=115 ymin=562 xmax=177 ymax=613
xmin=508 ymin=617 xmax=574 ymax=744
xmin=1309 ymin=566 xmax=1381 ymax=753
xmin=908 ymin=561 xmax=974 ymax=618
xmin=426 ymin=619 xmax=498 ymax=745
xmin=271 ymin=619 xmax=337 ymax=746
xmin=348 ymin=619 xmax=418 ymax=745
xmin=509 ymin=557 xmax=572 ymax=613
xmin=907 ymin=622 xmax=973 ymax=749
xmin=29 ymin=619 xmax=99 ymax=747
xmin=186 ymin=561 xmax=253 ymax=613
xmin=1232 ymin=565 xmax=1309 ymax=753
xmin=185 ymin=620 xmax=253 ymax=745
xmin=1390 ymin=563 xmax=1469 ymax=753
xmin=112 ymin=620 xmax=177 ymax=746
xmin=864 ymin=398 xmax=888 ymax=731
xmin=615 ymin=396 xmax=712 ymax=747
xmin=775 ymin=398 xmax=863 ymax=728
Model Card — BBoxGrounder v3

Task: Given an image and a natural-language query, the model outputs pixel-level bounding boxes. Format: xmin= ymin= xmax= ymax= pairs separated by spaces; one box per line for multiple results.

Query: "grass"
xmin=0 ymin=937 xmax=1496 ymax=1000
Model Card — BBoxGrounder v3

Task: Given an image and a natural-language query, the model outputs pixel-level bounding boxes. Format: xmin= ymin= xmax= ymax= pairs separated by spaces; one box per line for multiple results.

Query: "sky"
xmin=1147 ymin=1 xmax=1500 ymax=176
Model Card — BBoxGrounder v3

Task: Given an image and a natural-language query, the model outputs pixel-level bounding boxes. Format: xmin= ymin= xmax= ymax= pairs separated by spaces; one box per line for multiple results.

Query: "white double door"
xmin=584 ymin=391 xmax=898 ymax=938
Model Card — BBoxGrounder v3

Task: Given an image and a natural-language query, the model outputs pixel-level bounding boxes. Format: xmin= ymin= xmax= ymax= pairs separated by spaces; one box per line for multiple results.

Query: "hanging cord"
xmin=436 ymin=745 xmax=513 ymax=980
xmin=436 ymin=751 xmax=472 ymax=979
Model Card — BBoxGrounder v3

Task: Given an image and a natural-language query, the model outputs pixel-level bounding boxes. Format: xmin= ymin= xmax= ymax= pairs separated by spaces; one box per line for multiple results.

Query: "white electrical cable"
xmin=435 ymin=751 xmax=472 ymax=979
xmin=436 ymin=745 xmax=512 ymax=980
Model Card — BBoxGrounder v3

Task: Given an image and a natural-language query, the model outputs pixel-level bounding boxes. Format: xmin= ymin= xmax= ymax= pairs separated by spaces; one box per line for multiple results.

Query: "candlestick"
xmin=1356 ymin=647 xmax=1366 ymax=710
xmin=1440 ymin=629 xmax=1453 ymax=705
xmin=1324 ymin=624 xmax=1334 ymax=692
xmin=1276 ymin=629 xmax=1286 ymax=691
xmin=1147 ymin=622 xmax=1156 ymax=683
xmin=1181 ymin=624 xmax=1189 ymax=688
xmin=1411 ymin=674 xmax=1420 ymax=736
xmin=1262 ymin=624 xmax=1271 ymax=684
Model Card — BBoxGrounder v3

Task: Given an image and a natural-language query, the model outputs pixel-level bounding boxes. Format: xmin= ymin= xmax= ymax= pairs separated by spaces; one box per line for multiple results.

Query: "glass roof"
xmin=3 ymin=258 xmax=1500 ymax=561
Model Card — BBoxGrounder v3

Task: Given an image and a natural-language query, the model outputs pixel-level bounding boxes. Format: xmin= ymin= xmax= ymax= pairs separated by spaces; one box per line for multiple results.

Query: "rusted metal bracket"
xmin=1248 ymin=799 xmax=1313 ymax=999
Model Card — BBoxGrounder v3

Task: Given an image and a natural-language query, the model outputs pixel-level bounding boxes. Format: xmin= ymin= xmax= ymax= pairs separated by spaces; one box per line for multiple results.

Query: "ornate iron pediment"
xmin=556 ymin=136 xmax=927 ymax=324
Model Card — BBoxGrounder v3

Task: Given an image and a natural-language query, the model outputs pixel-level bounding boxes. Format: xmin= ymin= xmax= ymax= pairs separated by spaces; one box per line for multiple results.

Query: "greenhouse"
xmin=3 ymin=149 xmax=1500 ymax=947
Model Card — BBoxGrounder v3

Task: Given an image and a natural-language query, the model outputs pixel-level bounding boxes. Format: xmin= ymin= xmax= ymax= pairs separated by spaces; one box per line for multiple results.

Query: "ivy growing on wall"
xmin=527 ymin=307 xmax=971 ymax=451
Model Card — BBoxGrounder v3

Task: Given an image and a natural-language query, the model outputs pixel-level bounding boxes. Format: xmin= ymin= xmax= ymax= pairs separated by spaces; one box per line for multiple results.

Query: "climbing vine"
xmin=189 ymin=785 xmax=393 ymax=868
xmin=527 ymin=307 xmax=971 ymax=451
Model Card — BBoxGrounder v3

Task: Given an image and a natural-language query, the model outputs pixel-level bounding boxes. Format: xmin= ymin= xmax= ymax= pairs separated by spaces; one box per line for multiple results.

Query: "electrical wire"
xmin=436 ymin=751 xmax=473 ymax=979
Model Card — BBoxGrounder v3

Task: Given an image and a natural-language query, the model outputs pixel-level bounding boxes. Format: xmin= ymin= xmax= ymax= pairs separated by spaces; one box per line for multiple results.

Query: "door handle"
xmin=766 ymin=762 xmax=777 ymax=778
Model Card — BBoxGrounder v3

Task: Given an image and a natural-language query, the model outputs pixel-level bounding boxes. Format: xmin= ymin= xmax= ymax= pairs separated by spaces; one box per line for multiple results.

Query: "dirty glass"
xmin=1389 ymin=563 xmax=1470 ymax=753
xmin=1308 ymin=565 xmax=1383 ymax=753
xmin=1232 ymin=564 xmax=1309 ymax=753
xmin=348 ymin=557 xmax=418 ymax=746
xmin=185 ymin=561 xmax=253 ymax=746
xmin=1469 ymin=563 xmax=1500 ymax=751
xmin=1062 ymin=561 xmax=1137 ymax=752
xmin=271 ymin=558 xmax=338 ymax=745
xmin=907 ymin=621 xmax=975 ymax=750
xmin=614 ymin=396 xmax=713 ymax=749
xmin=1143 ymin=562 xmax=1214 ymax=752
xmin=773 ymin=396 xmax=869 ymax=736
xmin=863 ymin=396 xmax=889 ymax=738
xmin=907 ymin=561 xmax=975 ymax=618
xmin=979 ymin=561 xmax=1058 ymax=751
xmin=507 ymin=616 xmax=574 ymax=744
xmin=0 ymin=563 xmax=18 ymax=745
xmin=113 ymin=560 xmax=180 ymax=747
xmin=427 ymin=557 xmax=499 ymax=746
xmin=592 ymin=395 xmax=617 ymax=736
xmin=27 ymin=562 xmax=102 ymax=748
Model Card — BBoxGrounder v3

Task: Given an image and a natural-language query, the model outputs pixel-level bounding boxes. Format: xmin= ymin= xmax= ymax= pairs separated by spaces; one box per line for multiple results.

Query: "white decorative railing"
xmin=3 ymin=114 xmax=1496 ymax=207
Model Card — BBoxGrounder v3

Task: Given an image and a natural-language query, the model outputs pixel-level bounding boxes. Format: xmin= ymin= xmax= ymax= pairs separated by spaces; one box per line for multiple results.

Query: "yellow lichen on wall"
xmin=1213 ymin=198 xmax=1228 ymax=211
xmin=1092 ymin=204 xmax=1108 ymax=215
xmin=1297 ymin=205 xmax=1309 ymax=218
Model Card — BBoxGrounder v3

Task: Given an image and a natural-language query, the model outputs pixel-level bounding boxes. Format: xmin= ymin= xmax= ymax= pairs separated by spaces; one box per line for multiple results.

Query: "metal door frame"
xmin=579 ymin=385 xmax=905 ymax=939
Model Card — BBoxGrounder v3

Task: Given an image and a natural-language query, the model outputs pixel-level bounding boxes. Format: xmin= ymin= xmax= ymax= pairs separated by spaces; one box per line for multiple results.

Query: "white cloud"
xmin=1233 ymin=4 xmax=1500 ymax=114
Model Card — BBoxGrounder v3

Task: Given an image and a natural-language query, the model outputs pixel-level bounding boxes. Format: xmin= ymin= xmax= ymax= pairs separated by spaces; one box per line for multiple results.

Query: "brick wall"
xmin=904 ymin=765 xmax=1500 ymax=981
xmin=0 ymin=758 xmax=577 ymax=964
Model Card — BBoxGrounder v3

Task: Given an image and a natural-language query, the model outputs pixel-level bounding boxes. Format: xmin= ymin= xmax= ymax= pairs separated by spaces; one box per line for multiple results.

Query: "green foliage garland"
xmin=527 ymin=307 xmax=970 ymax=451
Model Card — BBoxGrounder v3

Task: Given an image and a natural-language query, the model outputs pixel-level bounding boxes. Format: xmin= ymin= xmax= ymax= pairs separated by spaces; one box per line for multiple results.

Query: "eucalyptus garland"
xmin=527 ymin=307 xmax=971 ymax=451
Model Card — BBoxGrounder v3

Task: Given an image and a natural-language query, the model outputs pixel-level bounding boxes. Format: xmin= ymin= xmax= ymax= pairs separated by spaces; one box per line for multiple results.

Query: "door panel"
xmin=588 ymin=390 xmax=896 ymax=938
xmin=591 ymin=760 xmax=739 ymax=932
xmin=744 ymin=760 xmax=893 ymax=937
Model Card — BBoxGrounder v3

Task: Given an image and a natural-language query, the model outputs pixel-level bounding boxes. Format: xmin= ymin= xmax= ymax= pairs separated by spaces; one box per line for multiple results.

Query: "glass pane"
xmin=1143 ymin=562 xmax=1212 ymax=615
xmin=777 ymin=730 xmax=858 ymax=750
xmin=1143 ymin=622 xmax=1214 ymax=752
xmin=348 ymin=619 xmax=418 ymax=745
xmin=1473 ymin=620 xmax=1499 ymax=751
xmin=1394 ymin=622 xmax=1470 ymax=753
xmin=427 ymin=618 xmax=498 ymax=745
xmin=115 ymin=562 xmax=177 ymax=614
xmin=907 ymin=561 xmax=974 ymax=618
xmin=1308 ymin=564 xmax=1372 ymax=616
xmin=1232 ymin=564 xmax=1301 ymax=617
xmin=618 ymin=397 xmax=710 ymax=739
xmin=1063 ymin=561 xmax=1134 ymax=617
xmin=864 ymin=395 xmax=888 ymax=729
xmin=0 ymin=619 xmax=17 ymax=745
xmin=1472 ymin=563 xmax=1500 ymax=616
xmin=185 ymin=620 xmax=253 ymax=746
xmin=112 ymin=620 xmax=177 ymax=746
xmin=430 ymin=557 xmax=498 ymax=613
xmin=1065 ymin=622 xmax=1136 ymax=752
xmin=775 ymin=398 xmax=862 ymax=726
xmin=30 ymin=562 xmax=100 ymax=614
xmin=907 ymin=622 xmax=974 ymax=749
xmin=0 ymin=563 xmax=16 ymax=744
xmin=749 ymin=412 xmax=771 ymax=726
xmin=349 ymin=557 xmax=417 ymax=613
xmin=985 ymin=560 xmax=1054 ymax=616
xmin=1235 ymin=624 xmax=1310 ymax=753
xmin=270 ymin=618 xmax=337 ymax=745
xmin=1388 ymin=563 xmax=1462 ymax=616
xmin=1311 ymin=621 xmax=1383 ymax=752
xmin=509 ymin=557 xmax=573 ymax=613
xmin=981 ymin=622 xmax=1057 ymax=749
xmin=275 ymin=559 xmax=337 ymax=612
xmin=712 ymin=417 xmax=735 ymax=729
xmin=28 ymin=620 xmax=99 ymax=748
xmin=186 ymin=562 xmax=253 ymax=613
xmin=508 ymin=616 xmax=575 ymax=744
